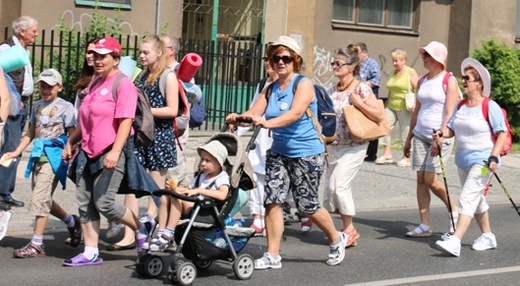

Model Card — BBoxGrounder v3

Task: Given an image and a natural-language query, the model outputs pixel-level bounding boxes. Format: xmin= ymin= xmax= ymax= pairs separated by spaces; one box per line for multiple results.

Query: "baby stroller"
xmin=136 ymin=131 xmax=257 ymax=285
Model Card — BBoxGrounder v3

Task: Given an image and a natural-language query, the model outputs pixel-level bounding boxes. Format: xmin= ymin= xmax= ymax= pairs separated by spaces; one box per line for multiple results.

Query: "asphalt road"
xmin=2 ymin=205 xmax=520 ymax=286
xmin=0 ymin=131 xmax=519 ymax=285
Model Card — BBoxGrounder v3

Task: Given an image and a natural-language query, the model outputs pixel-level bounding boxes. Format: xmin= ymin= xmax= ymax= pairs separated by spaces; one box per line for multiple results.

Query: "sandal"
xmin=13 ymin=243 xmax=45 ymax=258
xmin=375 ymin=157 xmax=394 ymax=165
xmin=406 ymin=224 xmax=432 ymax=237
xmin=397 ymin=159 xmax=411 ymax=167
xmin=341 ymin=228 xmax=360 ymax=247
xmin=63 ymin=253 xmax=103 ymax=267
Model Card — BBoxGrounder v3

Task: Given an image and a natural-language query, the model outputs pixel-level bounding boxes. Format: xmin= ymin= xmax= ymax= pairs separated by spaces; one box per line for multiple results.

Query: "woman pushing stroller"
xmin=226 ymin=35 xmax=347 ymax=268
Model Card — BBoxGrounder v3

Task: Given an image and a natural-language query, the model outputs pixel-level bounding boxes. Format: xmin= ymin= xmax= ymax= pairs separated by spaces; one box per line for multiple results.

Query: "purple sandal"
xmin=63 ymin=253 xmax=103 ymax=267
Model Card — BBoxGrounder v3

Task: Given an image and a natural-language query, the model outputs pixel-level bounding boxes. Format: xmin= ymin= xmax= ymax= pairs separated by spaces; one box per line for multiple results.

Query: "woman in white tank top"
xmin=403 ymin=41 xmax=460 ymax=238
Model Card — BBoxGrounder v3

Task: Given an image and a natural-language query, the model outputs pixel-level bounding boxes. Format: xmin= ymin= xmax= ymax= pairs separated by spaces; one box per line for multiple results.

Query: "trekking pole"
xmin=434 ymin=129 xmax=456 ymax=232
xmin=493 ymin=171 xmax=520 ymax=218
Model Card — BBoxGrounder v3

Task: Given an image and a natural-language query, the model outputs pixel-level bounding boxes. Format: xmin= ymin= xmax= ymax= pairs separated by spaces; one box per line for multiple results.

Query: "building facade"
xmin=1 ymin=0 xmax=517 ymax=97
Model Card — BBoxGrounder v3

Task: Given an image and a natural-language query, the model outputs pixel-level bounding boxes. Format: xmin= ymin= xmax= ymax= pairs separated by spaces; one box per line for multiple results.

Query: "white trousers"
xmin=457 ymin=164 xmax=491 ymax=217
xmin=248 ymin=172 xmax=265 ymax=217
xmin=322 ymin=143 xmax=367 ymax=216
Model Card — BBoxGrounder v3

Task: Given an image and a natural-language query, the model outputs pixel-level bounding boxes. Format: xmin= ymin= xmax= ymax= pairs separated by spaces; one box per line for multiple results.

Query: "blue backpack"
xmin=266 ymin=75 xmax=337 ymax=144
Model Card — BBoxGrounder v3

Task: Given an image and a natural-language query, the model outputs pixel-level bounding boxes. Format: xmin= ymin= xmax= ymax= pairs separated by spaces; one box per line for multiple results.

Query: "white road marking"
xmin=345 ymin=266 xmax=520 ymax=286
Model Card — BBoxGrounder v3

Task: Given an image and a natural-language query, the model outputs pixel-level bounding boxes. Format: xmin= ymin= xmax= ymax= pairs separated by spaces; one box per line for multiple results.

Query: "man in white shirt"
xmin=0 ymin=16 xmax=38 ymax=209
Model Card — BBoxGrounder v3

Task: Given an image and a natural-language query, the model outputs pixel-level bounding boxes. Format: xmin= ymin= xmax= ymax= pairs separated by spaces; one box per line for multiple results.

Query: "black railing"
xmin=2 ymin=29 xmax=266 ymax=131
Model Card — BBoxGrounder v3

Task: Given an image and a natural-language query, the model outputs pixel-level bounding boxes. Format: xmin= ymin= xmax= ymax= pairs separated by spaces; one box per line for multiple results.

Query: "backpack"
xmin=457 ymin=97 xmax=513 ymax=156
xmin=418 ymin=72 xmax=462 ymax=98
xmin=158 ymin=68 xmax=189 ymax=138
xmin=112 ymin=73 xmax=155 ymax=147
xmin=158 ymin=67 xmax=206 ymax=135
xmin=266 ymin=75 xmax=337 ymax=144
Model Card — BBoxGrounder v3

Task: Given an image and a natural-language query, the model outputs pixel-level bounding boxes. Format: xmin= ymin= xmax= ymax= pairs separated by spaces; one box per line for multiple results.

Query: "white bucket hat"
xmin=272 ymin=35 xmax=302 ymax=59
xmin=461 ymin=57 xmax=491 ymax=97
xmin=197 ymin=140 xmax=228 ymax=167
xmin=419 ymin=41 xmax=448 ymax=69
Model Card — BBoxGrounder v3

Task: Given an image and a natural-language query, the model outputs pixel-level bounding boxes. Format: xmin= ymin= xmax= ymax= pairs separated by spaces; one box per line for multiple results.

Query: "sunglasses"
xmin=272 ymin=55 xmax=294 ymax=64
xmin=461 ymin=75 xmax=476 ymax=82
xmin=330 ymin=61 xmax=349 ymax=68
xmin=262 ymin=56 xmax=268 ymax=62
xmin=422 ymin=52 xmax=431 ymax=59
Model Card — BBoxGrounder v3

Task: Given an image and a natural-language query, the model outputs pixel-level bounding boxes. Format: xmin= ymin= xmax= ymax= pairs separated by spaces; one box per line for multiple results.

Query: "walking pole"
xmin=493 ymin=172 xmax=520 ymax=218
xmin=435 ymin=131 xmax=456 ymax=232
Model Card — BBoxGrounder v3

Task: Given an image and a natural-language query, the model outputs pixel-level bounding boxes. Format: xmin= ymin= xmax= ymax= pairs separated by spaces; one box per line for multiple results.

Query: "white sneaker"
xmin=435 ymin=236 xmax=461 ymax=257
xmin=0 ymin=211 xmax=11 ymax=241
xmin=106 ymin=221 xmax=123 ymax=240
xmin=472 ymin=234 xmax=497 ymax=251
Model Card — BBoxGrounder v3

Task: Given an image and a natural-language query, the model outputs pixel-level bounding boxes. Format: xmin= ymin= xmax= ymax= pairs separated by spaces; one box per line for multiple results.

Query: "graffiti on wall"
xmin=312 ymin=45 xmax=336 ymax=89
xmin=52 ymin=10 xmax=138 ymax=36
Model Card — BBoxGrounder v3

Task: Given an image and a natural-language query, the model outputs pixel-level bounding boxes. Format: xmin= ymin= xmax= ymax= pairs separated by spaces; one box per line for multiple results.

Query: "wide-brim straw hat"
xmin=461 ymin=57 xmax=491 ymax=97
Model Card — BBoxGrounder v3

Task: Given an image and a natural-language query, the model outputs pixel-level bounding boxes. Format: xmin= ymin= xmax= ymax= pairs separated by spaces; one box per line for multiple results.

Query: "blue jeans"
xmin=0 ymin=114 xmax=23 ymax=201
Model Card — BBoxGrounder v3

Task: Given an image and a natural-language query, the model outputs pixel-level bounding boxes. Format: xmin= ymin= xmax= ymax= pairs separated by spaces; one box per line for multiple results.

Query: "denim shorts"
xmin=264 ymin=149 xmax=324 ymax=215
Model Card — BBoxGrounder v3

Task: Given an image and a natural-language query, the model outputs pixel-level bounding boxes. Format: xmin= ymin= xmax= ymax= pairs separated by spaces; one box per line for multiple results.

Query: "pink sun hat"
xmin=419 ymin=41 xmax=447 ymax=69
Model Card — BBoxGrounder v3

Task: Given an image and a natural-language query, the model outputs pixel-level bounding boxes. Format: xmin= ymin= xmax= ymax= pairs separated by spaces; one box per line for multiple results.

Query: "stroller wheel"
xmin=176 ymin=262 xmax=197 ymax=286
xmin=142 ymin=255 xmax=164 ymax=278
xmin=233 ymin=254 xmax=254 ymax=280
xmin=194 ymin=260 xmax=213 ymax=270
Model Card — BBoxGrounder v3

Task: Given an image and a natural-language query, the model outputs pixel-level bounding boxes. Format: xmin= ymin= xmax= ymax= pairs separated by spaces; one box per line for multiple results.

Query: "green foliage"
xmin=470 ymin=39 xmax=520 ymax=141
xmin=37 ymin=1 xmax=129 ymax=102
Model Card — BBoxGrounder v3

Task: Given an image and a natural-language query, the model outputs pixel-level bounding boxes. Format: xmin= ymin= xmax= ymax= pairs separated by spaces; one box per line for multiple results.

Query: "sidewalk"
xmin=4 ymin=130 xmax=519 ymax=235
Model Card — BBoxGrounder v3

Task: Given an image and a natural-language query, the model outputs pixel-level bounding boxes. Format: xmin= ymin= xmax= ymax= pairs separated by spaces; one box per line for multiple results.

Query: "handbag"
xmin=404 ymin=70 xmax=415 ymax=111
xmin=343 ymin=99 xmax=391 ymax=142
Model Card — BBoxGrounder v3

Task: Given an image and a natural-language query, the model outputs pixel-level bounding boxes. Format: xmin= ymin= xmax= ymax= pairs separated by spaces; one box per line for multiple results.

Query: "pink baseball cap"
xmin=419 ymin=41 xmax=447 ymax=69
xmin=88 ymin=37 xmax=122 ymax=56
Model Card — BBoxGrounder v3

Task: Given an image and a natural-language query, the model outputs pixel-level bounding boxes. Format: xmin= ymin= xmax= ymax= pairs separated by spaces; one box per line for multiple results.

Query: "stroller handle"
xmin=236 ymin=116 xmax=253 ymax=124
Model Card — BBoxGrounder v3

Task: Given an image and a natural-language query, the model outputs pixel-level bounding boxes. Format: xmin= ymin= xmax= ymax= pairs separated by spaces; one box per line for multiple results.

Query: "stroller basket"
xmin=174 ymin=224 xmax=255 ymax=262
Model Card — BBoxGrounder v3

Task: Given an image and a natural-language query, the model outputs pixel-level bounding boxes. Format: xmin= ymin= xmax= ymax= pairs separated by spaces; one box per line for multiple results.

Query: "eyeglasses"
xmin=272 ymin=55 xmax=293 ymax=64
xmin=330 ymin=61 xmax=349 ymax=68
xmin=421 ymin=52 xmax=431 ymax=59
xmin=461 ymin=75 xmax=476 ymax=82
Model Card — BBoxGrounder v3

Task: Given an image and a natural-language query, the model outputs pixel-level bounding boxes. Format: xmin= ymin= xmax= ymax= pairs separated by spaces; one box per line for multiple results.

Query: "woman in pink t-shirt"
xmin=61 ymin=37 xmax=149 ymax=267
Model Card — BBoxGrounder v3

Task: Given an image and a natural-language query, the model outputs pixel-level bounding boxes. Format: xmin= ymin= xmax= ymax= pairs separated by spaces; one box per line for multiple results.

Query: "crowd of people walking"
xmin=0 ymin=14 xmax=511 ymax=279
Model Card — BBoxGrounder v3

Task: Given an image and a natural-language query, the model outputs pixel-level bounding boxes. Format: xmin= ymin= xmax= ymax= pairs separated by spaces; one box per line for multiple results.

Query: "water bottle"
xmin=212 ymin=237 xmax=227 ymax=249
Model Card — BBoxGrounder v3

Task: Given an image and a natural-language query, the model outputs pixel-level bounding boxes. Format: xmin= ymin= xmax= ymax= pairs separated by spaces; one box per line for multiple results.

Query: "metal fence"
xmin=2 ymin=28 xmax=266 ymax=131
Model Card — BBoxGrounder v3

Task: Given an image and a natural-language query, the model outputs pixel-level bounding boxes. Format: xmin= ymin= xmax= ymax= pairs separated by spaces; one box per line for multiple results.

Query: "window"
xmin=332 ymin=0 xmax=416 ymax=31
xmin=75 ymin=0 xmax=132 ymax=10
xmin=516 ymin=0 xmax=520 ymax=39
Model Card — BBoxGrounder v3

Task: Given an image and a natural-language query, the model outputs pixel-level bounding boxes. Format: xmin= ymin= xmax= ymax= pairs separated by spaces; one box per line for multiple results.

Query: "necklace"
xmin=337 ymin=77 xmax=355 ymax=92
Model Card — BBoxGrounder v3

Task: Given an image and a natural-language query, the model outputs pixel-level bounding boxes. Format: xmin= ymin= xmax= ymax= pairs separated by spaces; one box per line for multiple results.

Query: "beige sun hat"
xmin=37 ymin=68 xmax=62 ymax=86
xmin=461 ymin=57 xmax=491 ymax=97
xmin=419 ymin=41 xmax=448 ymax=69
xmin=272 ymin=35 xmax=302 ymax=59
xmin=197 ymin=140 xmax=228 ymax=167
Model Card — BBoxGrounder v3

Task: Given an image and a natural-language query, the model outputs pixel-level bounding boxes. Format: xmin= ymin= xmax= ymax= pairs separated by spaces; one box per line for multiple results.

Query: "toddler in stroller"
xmin=136 ymin=133 xmax=257 ymax=285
